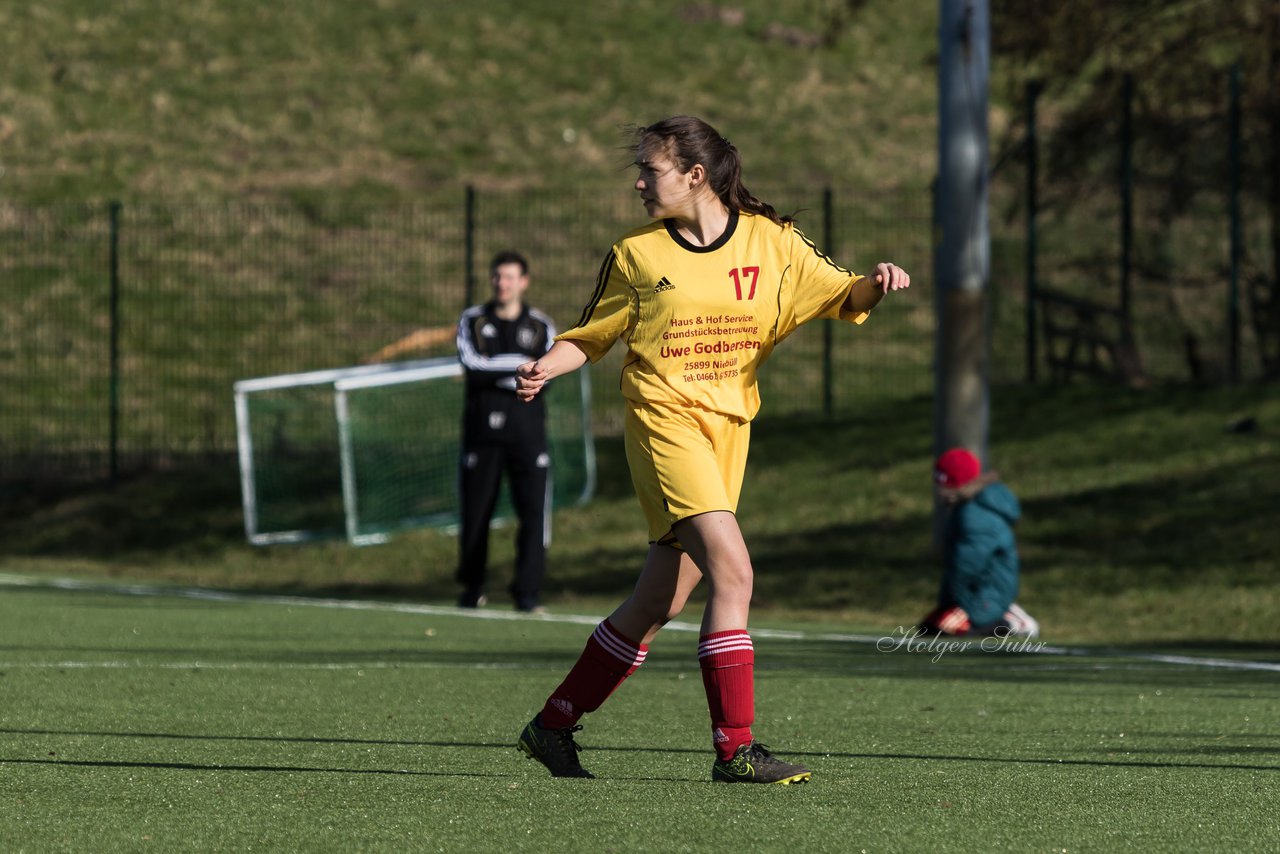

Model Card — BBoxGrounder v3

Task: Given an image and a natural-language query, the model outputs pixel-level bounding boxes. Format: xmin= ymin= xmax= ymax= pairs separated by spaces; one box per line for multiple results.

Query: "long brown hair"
xmin=632 ymin=116 xmax=792 ymax=226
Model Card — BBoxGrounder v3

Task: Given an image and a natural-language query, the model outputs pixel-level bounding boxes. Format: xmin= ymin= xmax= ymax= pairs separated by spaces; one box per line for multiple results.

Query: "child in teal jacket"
xmin=919 ymin=448 xmax=1039 ymax=637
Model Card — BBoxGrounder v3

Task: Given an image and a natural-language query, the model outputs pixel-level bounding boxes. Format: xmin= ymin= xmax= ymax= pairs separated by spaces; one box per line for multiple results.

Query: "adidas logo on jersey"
xmin=655 ymin=276 xmax=675 ymax=293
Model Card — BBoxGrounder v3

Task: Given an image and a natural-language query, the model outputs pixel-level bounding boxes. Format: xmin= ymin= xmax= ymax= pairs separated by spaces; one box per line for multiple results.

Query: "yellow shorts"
xmin=623 ymin=399 xmax=751 ymax=546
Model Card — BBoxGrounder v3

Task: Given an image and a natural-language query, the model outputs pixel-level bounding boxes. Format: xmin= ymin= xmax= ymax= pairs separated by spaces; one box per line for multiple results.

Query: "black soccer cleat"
xmin=712 ymin=742 xmax=812 ymax=785
xmin=517 ymin=717 xmax=595 ymax=778
xmin=457 ymin=589 xmax=488 ymax=608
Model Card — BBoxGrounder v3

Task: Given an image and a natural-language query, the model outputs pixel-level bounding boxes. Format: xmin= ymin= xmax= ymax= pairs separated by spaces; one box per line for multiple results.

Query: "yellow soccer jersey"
xmin=558 ymin=209 xmax=870 ymax=420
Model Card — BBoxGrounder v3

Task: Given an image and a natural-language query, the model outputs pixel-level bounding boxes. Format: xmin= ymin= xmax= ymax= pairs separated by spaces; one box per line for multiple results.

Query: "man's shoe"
xmin=457 ymin=589 xmax=488 ymax=608
xmin=517 ymin=718 xmax=594 ymax=778
xmin=712 ymin=742 xmax=811 ymax=784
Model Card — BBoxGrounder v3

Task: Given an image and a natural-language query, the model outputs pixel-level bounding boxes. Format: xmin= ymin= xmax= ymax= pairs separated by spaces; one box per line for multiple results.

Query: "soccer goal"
xmin=234 ymin=358 xmax=594 ymax=546
xmin=334 ymin=362 xmax=595 ymax=545
xmin=234 ymin=359 xmax=457 ymax=545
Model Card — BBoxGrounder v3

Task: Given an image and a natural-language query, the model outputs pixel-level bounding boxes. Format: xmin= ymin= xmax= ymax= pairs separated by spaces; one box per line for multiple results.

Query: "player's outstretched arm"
xmin=845 ymin=262 xmax=910 ymax=314
xmin=363 ymin=325 xmax=457 ymax=364
xmin=515 ymin=340 xmax=590 ymax=402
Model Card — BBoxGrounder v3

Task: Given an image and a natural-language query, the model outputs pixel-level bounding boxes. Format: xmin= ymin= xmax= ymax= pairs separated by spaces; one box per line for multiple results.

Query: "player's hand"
xmin=515 ymin=360 xmax=549 ymax=402
xmin=872 ymin=262 xmax=910 ymax=294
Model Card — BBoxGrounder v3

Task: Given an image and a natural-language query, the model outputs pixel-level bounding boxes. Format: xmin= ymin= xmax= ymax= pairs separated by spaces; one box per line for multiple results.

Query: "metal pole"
xmin=108 ymin=200 xmax=122 ymax=485
xmin=1269 ymin=7 xmax=1280 ymax=325
xmin=822 ymin=185 xmax=835 ymax=417
xmin=934 ymin=0 xmax=990 ymax=537
xmin=1120 ymin=74 xmax=1134 ymax=326
xmin=464 ymin=184 xmax=476 ymax=310
xmin=1026 ymin=80 xmax=1041 ymax=384
xmin=1228 ymin=62 xmax=1242 ymax=383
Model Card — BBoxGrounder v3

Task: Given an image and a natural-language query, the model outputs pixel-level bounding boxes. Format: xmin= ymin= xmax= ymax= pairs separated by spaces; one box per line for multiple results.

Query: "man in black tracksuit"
xmin=456 ymin=251 xmax=556 ymax=612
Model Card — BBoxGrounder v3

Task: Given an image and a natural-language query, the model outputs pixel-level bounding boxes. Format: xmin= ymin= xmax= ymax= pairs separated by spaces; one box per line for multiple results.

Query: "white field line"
xmin=0 ymin=660 xmax=529 ymax=671
xmin=2 ymin=572 xmax=1278 ymax=673
xmin=0 ymin=659 xmax=1179 ymax=675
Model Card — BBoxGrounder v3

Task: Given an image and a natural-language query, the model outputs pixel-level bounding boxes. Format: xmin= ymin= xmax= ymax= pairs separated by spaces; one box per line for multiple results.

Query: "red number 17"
xmin=728 ymin=266 xmax=759 ymax=300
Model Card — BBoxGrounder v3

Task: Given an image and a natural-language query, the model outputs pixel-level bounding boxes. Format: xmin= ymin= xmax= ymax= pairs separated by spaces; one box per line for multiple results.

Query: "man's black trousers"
xmin=456 ymin=441 xmax=550 ymax=610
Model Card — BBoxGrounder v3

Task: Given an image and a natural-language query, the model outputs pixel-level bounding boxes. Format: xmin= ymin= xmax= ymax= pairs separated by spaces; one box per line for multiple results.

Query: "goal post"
xmin=234 ymin=357 xmax=595 ymax=547
xmin=234 ymin=358 xmax=463 ymax=545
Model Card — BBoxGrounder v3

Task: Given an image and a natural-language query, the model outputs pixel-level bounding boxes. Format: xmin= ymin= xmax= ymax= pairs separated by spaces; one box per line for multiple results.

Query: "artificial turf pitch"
xmin=0 ymin=575 xmax=1275 ymax=852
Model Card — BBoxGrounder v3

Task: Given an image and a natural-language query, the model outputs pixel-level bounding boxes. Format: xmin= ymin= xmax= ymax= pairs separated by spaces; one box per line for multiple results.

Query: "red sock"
xmin=538 ymin=620 xmax=647 ymax=729
xmin=698 ymin=630 xmax=755 ymax=761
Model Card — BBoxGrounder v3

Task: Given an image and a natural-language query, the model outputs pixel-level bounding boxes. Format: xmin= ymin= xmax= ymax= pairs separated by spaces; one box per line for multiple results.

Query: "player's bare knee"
xmin=662 ymin=599 xmax=689 ymax=624
xmin=704 ymin=564 xmax=753 ymax=598
xmin=622 ymin=591 xmax=680 ymax=628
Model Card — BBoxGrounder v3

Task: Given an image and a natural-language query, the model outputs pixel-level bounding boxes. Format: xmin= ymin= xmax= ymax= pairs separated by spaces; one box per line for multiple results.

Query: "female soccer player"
xmin=514 ymin=116 xmax=910 ymax=783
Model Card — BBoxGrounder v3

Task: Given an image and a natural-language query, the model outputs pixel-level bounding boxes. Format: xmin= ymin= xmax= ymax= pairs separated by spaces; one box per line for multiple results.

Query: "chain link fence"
xmin=2 ymin=187 xmax=936 ymax=484
xmin=988 ymin=69 xmax=1278 ymax=387
xmin=3 ymin=170 xmax=1271 ymax=485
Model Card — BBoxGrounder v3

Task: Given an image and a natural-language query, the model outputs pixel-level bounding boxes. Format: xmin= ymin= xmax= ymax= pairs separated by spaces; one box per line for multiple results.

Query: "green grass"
xmin=1 ymin=0 xmax=942 ymax=459
xmin=4 ymin=0 xmax=1265 ymax=468
xmin=4 ymin=381 xmax=1278 ymax=646
xmin=4 ymin=7 xmax=1275 ymax=843
xmin=0 ymin=0 xmax=940 ymax=202
xmin=0 ymin=579 xmax=1276 ymax=852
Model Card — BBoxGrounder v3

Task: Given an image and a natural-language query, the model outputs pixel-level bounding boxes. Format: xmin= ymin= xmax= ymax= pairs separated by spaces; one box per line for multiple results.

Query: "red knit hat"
xmin=934 ymin=448 xmax=981 ymax=488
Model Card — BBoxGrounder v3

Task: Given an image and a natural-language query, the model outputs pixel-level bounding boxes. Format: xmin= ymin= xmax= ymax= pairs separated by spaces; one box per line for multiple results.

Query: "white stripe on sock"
xmin=593 ymin=623 xmax=645 ymax=666
xmin=699 ymin=643 xmax=755 ymax=659
xmin=698 ymin=633 xmax=754 ymax=658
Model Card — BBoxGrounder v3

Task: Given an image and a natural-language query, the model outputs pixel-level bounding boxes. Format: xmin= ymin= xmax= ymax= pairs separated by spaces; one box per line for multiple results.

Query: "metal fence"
xmin=4 ymin=163 xmax=1274 ymax=484
xmin=2 ymin=188 xmax=937 ymax=483
xmin=993 ymin=68 xmax=1279 ymax=388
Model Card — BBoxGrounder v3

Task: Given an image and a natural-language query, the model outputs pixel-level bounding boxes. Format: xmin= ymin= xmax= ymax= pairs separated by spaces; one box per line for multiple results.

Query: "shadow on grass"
xmin=3 ymin=384 xmax=1278 ymax=629
xmin=1113 ymin=745 xmax=1280 ymax=757
xmin=1020 ymin=457 xmax=1279 ymax=579
xmin=0 ymin=756 xmax=503 ymax=778
xmin=796 ymin=750 xmax=1280 ymax=773
xmin=0 ymin=726 xmax=527 ymax=750
xmin=0 ymin=394 xmax=939 ymax=563
xmin=0 ymin=577 xmax=468 ymax=613
xmin=0 ymin=641 xmax=583 ymax=667
xmin=739 ymin=452 xmax=1280 ymax=611
xmin=0 ymin=460 xmax=250 ymax=560
xmin=3 ymin=729 xmax=1275 ymax=775
xmin=746 ymin=398 xmax=935 ymax=471
xmin=984 ymin=382 xmax=1277 ymax=449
